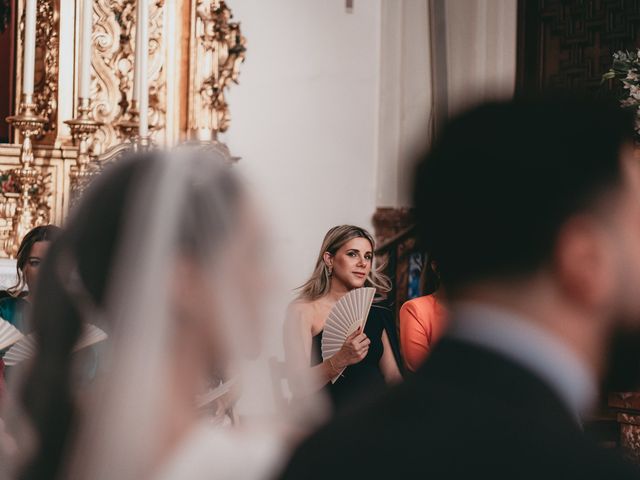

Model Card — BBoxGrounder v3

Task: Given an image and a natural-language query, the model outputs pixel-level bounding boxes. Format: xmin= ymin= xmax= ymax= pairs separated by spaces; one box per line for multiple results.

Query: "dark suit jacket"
xmin=280 ymin=338 xmax=640 ymax=479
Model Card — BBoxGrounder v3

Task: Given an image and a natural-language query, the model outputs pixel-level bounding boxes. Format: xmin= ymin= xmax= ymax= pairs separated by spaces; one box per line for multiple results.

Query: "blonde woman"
xmin=285 ymin=225 xmax=402 ymax=411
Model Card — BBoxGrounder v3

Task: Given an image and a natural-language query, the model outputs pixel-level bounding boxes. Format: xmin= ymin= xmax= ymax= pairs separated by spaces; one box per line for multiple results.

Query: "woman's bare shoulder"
xmin=285 ymin=299 xmax=323 ymax=338
xmin=286 ymin=298 xmax=317 ymax=320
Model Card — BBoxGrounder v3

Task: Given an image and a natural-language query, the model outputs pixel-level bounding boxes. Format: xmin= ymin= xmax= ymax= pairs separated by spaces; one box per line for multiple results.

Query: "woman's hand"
xmin=331 ymin=327 xmax=370 ymax=370
xmin=212 ymin=390 xmax=236 ymax=418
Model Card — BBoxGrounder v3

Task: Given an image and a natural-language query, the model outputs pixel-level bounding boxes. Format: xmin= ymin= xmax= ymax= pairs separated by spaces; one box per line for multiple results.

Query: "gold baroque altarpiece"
xmin=0 ymin=0 xmax=246 ymax=258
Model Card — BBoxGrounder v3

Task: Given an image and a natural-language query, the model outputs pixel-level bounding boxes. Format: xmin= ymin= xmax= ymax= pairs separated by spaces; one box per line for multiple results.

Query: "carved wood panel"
xmin=609 ymin=392 xmax=640 ymax=462
xmin=517 ymin=0 xmax=640 ymax=93
xmin=373 ymin=207 xmax=416 ymax=311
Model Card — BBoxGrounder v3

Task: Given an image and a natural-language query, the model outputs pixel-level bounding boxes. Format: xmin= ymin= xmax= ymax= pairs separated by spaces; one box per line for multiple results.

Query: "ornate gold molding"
xmin=188 ymin=0 xmax=245 ymax=140
xmin=0 ymin=144 xmax=76 ymax=258
xmin=1 ymin=0 xmax=246 ymax=257
xmin=91 ymin=0 xmax=132 ymax=152
xmin=148 ymin=0 xmax=166 ymax=142
xmin=6 ymin=0 xmax=60 ymax=258
xmin=15 ymin=0 xmax=60 ymax=144
xmin=65 ymin=98 xmax=103 ymax=207
xmin=5 ymin=97 xmax=50 ymax=259
xmin=91 ymin=0 xmax=167 ymax=153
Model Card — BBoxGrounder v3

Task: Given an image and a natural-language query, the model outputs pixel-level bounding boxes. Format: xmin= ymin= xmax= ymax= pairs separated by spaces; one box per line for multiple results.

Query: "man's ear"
xmin=554 ymin=215 xmax=615 ymax=309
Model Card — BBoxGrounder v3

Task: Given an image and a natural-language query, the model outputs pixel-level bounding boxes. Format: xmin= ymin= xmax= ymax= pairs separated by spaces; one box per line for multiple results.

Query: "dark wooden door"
xmin=517 ymin=0 xmax=640 ymax=94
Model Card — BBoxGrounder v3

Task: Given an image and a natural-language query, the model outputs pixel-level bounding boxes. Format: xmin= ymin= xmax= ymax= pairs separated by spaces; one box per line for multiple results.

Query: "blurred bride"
xmin=1 ymin=148 xmax=324 ymax=480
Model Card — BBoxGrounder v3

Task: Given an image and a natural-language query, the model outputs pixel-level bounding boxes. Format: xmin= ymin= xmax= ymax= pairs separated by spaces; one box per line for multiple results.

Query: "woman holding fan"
xmin=285 ymin=225 xmax=402 ymax=411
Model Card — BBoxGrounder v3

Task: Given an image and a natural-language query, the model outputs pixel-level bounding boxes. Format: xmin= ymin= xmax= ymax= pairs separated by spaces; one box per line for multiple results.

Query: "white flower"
xmin=627 ymin=84 xmax=640 ymax=100
xmin=621 ymin=98 xmax=636 ymax=107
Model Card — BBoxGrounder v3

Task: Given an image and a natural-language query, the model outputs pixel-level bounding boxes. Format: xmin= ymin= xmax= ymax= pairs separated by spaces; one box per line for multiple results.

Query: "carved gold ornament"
xmin=189 ymin=0 xmax=246 ymax=140
xmin=1 ymin=0 xmax=246 ymax=258
xmin=92 ymin=0 xmax=167 ymax=152
xmin=4 ymin=95 xmax=50 ymax=257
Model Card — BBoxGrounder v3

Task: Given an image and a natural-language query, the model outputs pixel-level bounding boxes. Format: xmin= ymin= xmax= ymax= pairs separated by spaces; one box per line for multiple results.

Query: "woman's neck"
xmin=326 ymin=279 xmax=350 ymax=303
xmin=155 ymin=337 xmax=203 ymax=471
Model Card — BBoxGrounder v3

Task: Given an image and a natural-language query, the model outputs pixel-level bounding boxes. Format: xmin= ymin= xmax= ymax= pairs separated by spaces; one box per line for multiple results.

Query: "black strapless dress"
xmin=311 ymin=305 xmax=390 ymax=411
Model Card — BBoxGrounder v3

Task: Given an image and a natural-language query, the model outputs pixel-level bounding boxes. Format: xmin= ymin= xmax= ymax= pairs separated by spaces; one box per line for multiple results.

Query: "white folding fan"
xmin=0 ymin=318 xmax=23 ymax=352
xmin=321 ymin=287 xmax=376 ymax=383
xmin=196 ymin=378 xmax=236 ymax=409
xmin=3 ymin=323 xmax=107 ymax=367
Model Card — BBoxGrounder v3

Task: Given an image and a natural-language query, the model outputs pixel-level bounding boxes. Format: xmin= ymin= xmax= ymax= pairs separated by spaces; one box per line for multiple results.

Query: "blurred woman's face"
xmin=175 ymin=200 xmax=268 ymax=366
xmin=328 ymin=237 xmax=373 ymax=290
xmin=24 ymin=240 xmax=51 ymax=295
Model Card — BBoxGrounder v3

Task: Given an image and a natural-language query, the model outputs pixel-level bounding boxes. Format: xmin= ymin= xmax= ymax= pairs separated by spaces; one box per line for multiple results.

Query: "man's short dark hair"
xmin=413 ymin=94 xmax=635 ymax=295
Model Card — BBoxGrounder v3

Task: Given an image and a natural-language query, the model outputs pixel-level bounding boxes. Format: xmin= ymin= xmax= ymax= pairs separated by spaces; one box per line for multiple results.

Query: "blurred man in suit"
xmin=280 ymin=95 xmax=640 ymax=479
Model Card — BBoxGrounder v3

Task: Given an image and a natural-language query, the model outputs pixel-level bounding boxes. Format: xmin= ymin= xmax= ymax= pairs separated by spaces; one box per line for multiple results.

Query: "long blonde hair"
xmin=296 ymin=225 xmax=391 ymax=301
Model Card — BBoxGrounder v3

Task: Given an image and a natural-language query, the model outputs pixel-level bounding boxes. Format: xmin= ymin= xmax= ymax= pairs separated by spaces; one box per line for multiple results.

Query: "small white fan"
xmin=3 ymin=335 xmax=35 ymax=366
xmin=3 ymin=323 xmax=107 ymax=367
xmin=196 ymin=378 xmax=236 ymax=409
xmin=75 ymin=324 xmax=108 ymax=352
xmin=321 ymin=287 xmax=376 ymax=383
xmin=0 ymin=318 xmax=23 ymax=351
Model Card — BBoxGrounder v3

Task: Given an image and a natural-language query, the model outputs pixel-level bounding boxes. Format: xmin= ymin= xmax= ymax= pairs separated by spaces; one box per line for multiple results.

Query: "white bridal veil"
xmin=1 ymin=147 xmax=327 ymax=480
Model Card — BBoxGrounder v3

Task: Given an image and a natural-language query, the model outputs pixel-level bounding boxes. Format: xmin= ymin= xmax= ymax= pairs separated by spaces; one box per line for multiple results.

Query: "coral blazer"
xmin=399 ymin=295 xmax=447 ymax=372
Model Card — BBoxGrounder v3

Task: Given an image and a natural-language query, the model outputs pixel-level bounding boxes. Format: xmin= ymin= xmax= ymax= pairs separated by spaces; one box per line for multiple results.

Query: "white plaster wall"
xmin=224 ymin=0 xmax=382 ymax=299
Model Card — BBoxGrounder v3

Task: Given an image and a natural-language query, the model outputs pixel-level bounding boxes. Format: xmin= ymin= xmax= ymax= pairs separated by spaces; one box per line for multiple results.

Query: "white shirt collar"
xmin=447 ymin=301 xmax=597 ymax=422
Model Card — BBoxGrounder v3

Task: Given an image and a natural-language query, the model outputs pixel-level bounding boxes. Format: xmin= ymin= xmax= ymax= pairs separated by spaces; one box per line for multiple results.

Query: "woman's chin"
xmin=349 ymin=278 xmax=366 ymax=289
